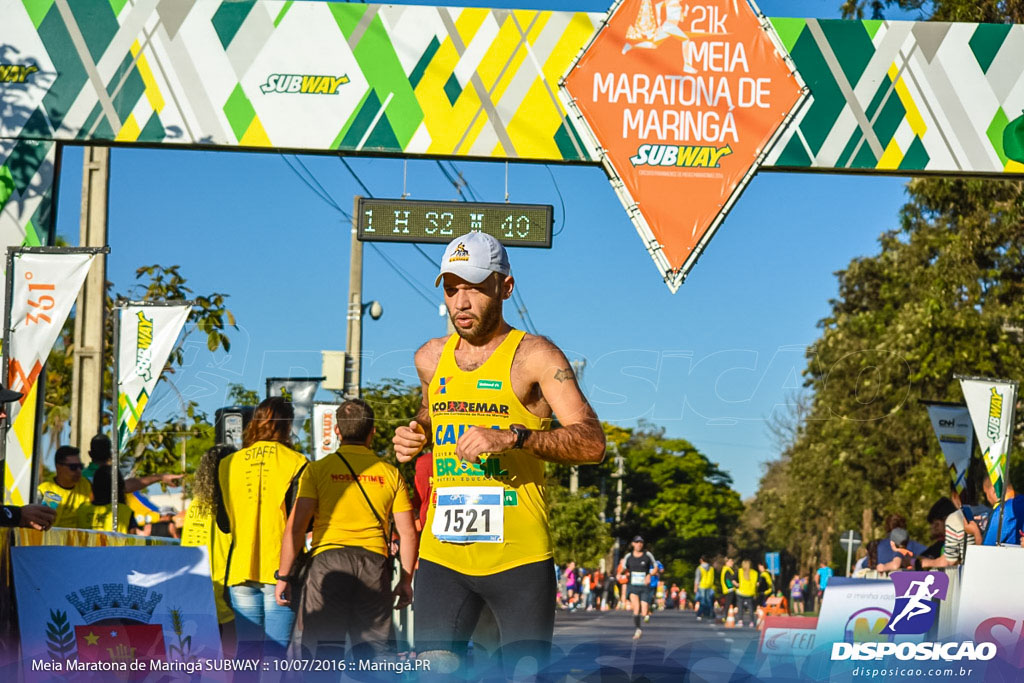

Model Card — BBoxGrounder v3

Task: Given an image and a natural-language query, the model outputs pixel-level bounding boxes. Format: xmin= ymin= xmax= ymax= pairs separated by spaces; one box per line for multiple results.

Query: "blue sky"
xmin=53 ymin=0 xmax=922 ymax=497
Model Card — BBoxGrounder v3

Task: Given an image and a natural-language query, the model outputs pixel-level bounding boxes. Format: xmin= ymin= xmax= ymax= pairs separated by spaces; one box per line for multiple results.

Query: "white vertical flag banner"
xmin=117 ymin=304 xmax=192 ymax=450
xmin=924 ymin=403 xmax=974 ymax=494
xmin=959 ymin=377 xmax=1018 ymax=498
xmin=266 ymin=377 xmax=321 ymax=448
xmin=313 ymin=403 xmax=341 ymax=460
xmin=4 ymin=251 xmax=97 ymax=505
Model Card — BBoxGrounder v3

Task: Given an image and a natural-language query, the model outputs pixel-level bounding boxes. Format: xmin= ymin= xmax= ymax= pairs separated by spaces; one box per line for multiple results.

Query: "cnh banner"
xmin=266 ymin=377 xmax=322 ymax=448
xmin=959 ymin=376 xmax=1018 ymax=498
xmin=923 ymin=402 xmax=974 ymax=494
xmin=116 ymin=303 xmax=191 ymax=450
xmin=313 ymin=403 xmax=341 ymax=460
xmin=3 ymin=249 xmax=99 ymax=505
xmin=12 ymin=545 xmax=222 ymax=680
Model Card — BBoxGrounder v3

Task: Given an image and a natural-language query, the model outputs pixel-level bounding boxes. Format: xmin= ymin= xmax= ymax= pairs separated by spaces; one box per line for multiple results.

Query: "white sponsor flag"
xmin=266 ymin=377 xmax=321 ymax=448
xmin=924 ymin=402 xmax=974 ymax=494
xmin=959 ymin=377 xmax=1017 ymax=498
xmin=4 ymin=250 xmax=97 ymax=504
xmin=313 ymin=403 xmax=341 ymax=460
xmin=116 ymin=304 xmax=191 ymax=450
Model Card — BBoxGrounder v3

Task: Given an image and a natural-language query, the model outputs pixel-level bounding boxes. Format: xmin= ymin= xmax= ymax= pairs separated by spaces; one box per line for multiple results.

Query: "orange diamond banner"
xmin=563 ymin=0 xmax=805 ymax=291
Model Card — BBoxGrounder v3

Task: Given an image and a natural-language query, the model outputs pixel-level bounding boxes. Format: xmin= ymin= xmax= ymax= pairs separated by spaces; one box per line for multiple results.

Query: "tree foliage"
xmin=548 ymin=484 xmax=613 ymax=567
xmin=42 ymin=263 xmax=235 ymax=479
xmin=738 ymin=0 xmax=1024 ymax=576
xmin=742 ymin=176 xmax=1024 ymax=568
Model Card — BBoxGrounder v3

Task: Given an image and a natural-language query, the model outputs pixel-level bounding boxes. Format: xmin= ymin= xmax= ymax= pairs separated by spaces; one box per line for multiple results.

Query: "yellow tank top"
xmin=181 ymin=502 xmax=234 ymax=624
xmin=421 ymin=329 xmax=552 ymax=576
xmin=699 ymin=565 xmax=715 ymax=589
xmin=738 ymin=568 xmax=757 ymax=597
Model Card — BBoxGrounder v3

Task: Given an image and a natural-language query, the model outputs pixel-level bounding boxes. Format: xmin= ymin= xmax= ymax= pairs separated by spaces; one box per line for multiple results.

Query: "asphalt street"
xmin=545 ymin=608 xmax=764 ymax=681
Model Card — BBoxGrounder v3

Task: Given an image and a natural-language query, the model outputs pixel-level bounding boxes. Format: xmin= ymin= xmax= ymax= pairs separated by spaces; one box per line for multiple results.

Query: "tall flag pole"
xmin=921 ymin=401 xmax=975 ymax=495
xmin=1 ymin=247 xmax=106 ymax=505
xmin=958 ymin=375 xmax=1019 ymax=545
xmin=112 ymin=301 xmax=192 ymax=531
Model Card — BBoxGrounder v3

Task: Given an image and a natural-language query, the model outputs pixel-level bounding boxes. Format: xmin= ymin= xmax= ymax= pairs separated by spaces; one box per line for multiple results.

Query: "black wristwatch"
xmin=509 ymin=424 xmax=531 ymax=450
xmin=274 ymin=569 xmax=290 ymax=582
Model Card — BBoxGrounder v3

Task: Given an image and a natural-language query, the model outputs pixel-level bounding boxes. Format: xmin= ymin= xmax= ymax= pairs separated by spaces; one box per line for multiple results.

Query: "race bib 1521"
xmin=432 ymin=486 xmax=504 ymax=543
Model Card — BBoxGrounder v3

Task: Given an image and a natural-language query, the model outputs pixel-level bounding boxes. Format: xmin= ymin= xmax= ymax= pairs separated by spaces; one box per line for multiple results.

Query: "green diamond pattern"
xmin=969 ymin=23 xmax=1012 ymax=74
xmin=223 ymin=84 xmax=255 ymax=140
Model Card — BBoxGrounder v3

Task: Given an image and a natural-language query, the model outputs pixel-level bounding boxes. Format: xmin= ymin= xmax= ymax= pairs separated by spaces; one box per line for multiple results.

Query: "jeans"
xmin=696 ymin=588 xmax=715 ymax=618
xmin=229 ymin=582 xmax=295 ymax=659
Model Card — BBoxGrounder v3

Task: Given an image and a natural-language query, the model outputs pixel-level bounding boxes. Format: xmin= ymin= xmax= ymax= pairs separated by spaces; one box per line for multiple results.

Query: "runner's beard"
xmin=450 ymin=298 xmax=502 ymax=344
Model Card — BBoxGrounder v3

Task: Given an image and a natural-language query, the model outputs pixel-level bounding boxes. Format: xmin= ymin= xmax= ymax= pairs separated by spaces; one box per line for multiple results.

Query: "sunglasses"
xmin=59 ymin=463 xmax=84 ymax=471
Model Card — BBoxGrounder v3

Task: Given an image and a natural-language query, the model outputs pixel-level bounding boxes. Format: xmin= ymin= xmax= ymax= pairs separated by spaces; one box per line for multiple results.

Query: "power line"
xmin=546 ymin=165 xmax=567 ymax=236
xmin=367 ymin=242 xmax=438 ymax=308
xmin=280 ymin=154 xmax=349 ymax=217
xmin=281 ymin=154 xmax=439 ymax=312
xmin=339 ymin=156 xmax=373 ymax=197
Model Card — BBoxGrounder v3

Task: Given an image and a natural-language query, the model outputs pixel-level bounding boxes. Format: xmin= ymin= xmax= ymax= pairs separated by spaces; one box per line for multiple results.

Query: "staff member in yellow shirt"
xmin=76 ymin=465 xmax=137 ymax=534
xmin=218 ymin=397 xmax=307 ymax=660
xmin=276 ymin=399 xmax=418 ymax=659
xmin=37 ymin=446 xmax=92 ymax=528
xmin=182 ymin=445 xmax=235 ymax=649
xmin=736 ymin=559 xmax=758 ymax=629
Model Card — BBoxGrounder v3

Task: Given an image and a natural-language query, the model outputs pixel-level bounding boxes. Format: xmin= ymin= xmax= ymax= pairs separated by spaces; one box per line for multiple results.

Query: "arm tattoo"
xmin=553 ymin=368 xmax=575 ymax=383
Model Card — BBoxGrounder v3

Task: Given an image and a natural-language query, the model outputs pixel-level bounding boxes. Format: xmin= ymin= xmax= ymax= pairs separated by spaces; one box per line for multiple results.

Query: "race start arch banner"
xmin=2 ymin=0 xmax=1024 ymax=290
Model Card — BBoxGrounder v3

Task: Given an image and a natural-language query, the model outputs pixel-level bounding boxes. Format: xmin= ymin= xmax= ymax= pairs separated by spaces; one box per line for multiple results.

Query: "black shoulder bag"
xmin=338 ymin=454 xmax=398 ymax=578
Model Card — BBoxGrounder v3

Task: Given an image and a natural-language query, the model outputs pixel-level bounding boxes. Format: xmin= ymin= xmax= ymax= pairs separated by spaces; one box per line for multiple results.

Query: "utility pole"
xmin=71 ymin=146 xmax=109 ymax=459
xmin=345 ymin=196 xmax=363 ymax=399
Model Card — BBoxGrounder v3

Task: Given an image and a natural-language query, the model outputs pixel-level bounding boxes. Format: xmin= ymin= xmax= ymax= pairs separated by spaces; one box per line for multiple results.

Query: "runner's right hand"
xmin=393 ymin=421 xmax=427 ymax=463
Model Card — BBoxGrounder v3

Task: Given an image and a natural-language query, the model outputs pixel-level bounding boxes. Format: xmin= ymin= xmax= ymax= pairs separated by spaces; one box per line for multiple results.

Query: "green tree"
xmin=548 ymin=484 xmax=613 ymax=567
xmin=735 ymin=0 xmax=1024 ymax=574
xmin=226 ymin=383 xmax=259 ymax=406
xmin=41 ymin=264 xmax=236 ymax=481
xmin=616 ymin=423 xmax=744 ymax=582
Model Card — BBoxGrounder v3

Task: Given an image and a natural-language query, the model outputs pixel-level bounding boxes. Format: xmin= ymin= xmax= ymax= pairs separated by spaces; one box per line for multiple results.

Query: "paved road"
xmin=543 ymin=608 xmax=763 ymax=680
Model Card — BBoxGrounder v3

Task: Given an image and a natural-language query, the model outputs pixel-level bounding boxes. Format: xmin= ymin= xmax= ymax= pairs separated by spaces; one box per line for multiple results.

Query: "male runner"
xmin=393 ymin=232 xmax=606 ymax=670
xmin=617 ymin=536 xmax=658 ymax=639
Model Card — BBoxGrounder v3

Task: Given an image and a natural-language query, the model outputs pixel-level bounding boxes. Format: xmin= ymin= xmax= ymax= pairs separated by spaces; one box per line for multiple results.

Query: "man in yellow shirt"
xmin=276 ymin=399 xmax=417 ymax=659
xmin=392 ymin=233 xmax=606 ymax=672
xmin=37 ymin=446 xmax=92 ymax=528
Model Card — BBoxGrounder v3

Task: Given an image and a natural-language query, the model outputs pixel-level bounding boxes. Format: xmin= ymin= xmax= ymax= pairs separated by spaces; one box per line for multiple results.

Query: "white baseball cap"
xmin=434 ymin=232 xmax=511 ymax=287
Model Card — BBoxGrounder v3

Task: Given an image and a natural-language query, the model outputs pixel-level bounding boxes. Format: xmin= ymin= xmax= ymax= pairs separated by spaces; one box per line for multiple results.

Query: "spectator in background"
xmin=275 ymin=399 xmax=416 ymax=660
xmin=181 ymin=445 xmax=235 ymax=646
xmin=875 ymin=515 xmax=927 ymax=573
xmin=79 ymin=465 xmax=138 ymax=534
xmin=789 ymin=574 xmax=806 ymax=615
xmin=38 ymin=446 xmax=92 ymax=528
xmin=815 ymin=562 xmax=833 ymax=610
xmin=564 ymin=561 xmax=579 ymax=610
xmin=719 ymin=557 xmax=737 ymax=624
xmin=83 ymin=434 xmax=185 ymax=492
xmin=735 ymin=559 xmax=757 ymax=629
xmin=981 ymin=475 xmax=1024 ymax=546
xmin=803 ymin=573 xmax=816 ymax=613
xmin=694 ymin=556 xmax=715 ymax=622
xmin=951 ymin=484 xmax=984 ymax=546
xmin=756 ymin=562 xmax=774 ymax=606
xmin=150 ymin=508 xmax=180 ymax=539
xmin=218 ymin=397 xmax=308 ymax=661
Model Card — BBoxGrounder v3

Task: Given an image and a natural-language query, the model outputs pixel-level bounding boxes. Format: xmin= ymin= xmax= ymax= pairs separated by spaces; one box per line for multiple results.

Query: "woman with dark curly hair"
xmin=217 ymin=397 xmax=307 ymax=660
xmin=181 ymin=445 xmax=235 ymax=642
